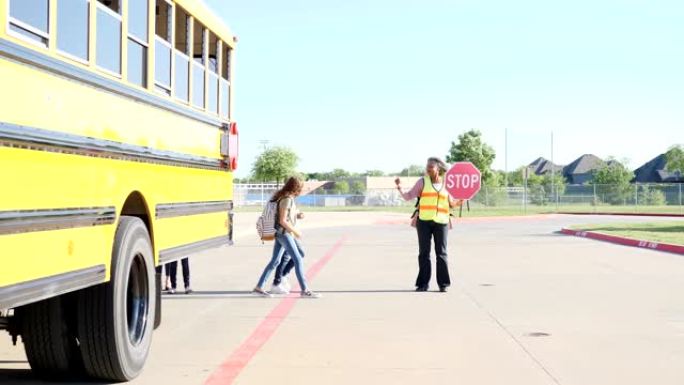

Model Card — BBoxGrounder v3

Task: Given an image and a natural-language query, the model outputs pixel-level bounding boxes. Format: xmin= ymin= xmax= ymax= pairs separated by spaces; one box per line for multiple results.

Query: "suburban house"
xmin=527 ymin=157 xmax=563 ymax=176
xmin=562 ymin=154 xmax=606 ymax=184
xmin=633 ymin=154 xmax=683 ymax=183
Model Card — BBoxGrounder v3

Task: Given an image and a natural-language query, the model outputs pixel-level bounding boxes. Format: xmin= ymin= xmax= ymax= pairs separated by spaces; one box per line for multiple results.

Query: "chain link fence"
xmin=235 ymin=183 xmax=684 ymax=214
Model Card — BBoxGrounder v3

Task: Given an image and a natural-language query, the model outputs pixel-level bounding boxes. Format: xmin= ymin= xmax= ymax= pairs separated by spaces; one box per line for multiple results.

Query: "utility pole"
xmin=505 ymin=127 xmax=508 ymax=186
xmin=258 ymin=140 xmax=270 ymax=206
xmin=258 ymin=139 xmax=270 ymax=152
xmin=551 ymin=131 xmax=556 ymax=209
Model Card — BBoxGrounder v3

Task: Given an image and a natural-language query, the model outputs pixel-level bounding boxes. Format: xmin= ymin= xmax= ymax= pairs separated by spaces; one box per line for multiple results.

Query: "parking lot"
xmin=1 ymin=212 xmax=683 ymax=385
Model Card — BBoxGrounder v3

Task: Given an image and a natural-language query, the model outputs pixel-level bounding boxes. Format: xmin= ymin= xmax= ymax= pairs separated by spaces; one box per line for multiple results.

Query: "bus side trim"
xmin=0 ymin=207 xmax=116 ymax=235
xmin=159 ymin=235 xmax=232 ymax=265
xmin=0 ymin=265 xmax=106 ymax=310
xmin=0 ymin=121 xmax=224 ymax=170
xmin=156 ymin=201 xmax=233 ymax=219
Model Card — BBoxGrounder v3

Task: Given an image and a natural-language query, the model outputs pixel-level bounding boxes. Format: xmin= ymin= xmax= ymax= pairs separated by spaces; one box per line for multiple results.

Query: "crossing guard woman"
xmin=395 ymin=157 xmax=463 ymax=292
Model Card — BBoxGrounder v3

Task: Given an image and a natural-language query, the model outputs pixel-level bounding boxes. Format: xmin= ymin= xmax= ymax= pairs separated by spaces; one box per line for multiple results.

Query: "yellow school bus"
xmin=0 ymin=0 xmax=237 ymax=380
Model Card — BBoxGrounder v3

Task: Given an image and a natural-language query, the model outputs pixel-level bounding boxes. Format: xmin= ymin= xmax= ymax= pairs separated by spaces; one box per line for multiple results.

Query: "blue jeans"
xmin=273 ymin=238 xmax=305 ymax=285
xmin=256 ymin=232 xmax=308 ymax=291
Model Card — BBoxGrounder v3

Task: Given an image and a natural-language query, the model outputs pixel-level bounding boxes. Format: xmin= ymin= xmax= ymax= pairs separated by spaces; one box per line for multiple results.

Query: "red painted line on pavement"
xmin=204 ymin=236 xmax=347 ymax=385
xmin=560 ymin=228 xmax=684 ymax=255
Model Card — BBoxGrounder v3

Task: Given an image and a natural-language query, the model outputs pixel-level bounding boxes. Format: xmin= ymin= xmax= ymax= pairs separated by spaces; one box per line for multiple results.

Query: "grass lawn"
xmin=569 ymin=221 xmax=684 ymax=245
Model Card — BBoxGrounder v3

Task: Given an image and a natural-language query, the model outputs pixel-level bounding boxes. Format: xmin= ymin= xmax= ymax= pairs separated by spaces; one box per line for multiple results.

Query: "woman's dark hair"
xmin=271 ymin=177 xmax=304 ymax=202
xmin=427 ymin=157 xmax=448 ymax=175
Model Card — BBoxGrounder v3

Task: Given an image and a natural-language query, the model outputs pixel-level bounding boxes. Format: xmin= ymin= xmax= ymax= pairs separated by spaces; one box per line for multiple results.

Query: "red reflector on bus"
xmin=228 ymin=122 xmax=238 ymax=171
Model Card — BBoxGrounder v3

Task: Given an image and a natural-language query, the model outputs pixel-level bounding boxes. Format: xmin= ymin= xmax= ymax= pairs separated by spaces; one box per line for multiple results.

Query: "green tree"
xmin=638 ymin=185 xmax=667 ymax=206
xmin=542 ymin=173 xmax=567 ymax=197
xmin=350 ymin=181 xmax=365 ymax=194
xmin=446 ymin=129 xmax=496 ymax=183
xmin=330 ymin=180 xmax=350 ymax=194
xmin=364 ymin=170 xmax=385 ymax=177
xmin=396 ymin=164 xmax=424 ymax=176
xmin=330 ymin=169 xmax=351 ymax=180
xmin=591 ymin=158 xmax=634 ymax=205
xmin=665 ymin=145 xmax=684 ymax=173
xmin=251 ymin=146 xmax=299 ymax=184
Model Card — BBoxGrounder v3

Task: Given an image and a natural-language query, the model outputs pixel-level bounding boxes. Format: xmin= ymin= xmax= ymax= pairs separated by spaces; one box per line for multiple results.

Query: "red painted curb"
xmin=204 ymin=236 xmax=347 ymax=385
xmin=558 ymin=212 xmax=684 ymax=217
xmin=560 ymin=228 xmax=684 ymax=255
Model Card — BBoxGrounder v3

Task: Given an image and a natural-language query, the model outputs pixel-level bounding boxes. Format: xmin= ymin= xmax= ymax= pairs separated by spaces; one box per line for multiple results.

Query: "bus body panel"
xmin=1 ymin=144 xmax=232 ymax=288
xmin=0 ymin=57 xmax=222 ymax=160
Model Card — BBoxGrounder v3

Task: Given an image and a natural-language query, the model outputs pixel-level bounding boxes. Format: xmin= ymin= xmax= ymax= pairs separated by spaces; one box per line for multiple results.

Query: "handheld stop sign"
xmin=445 ymin=162 xmax=482 ymax=200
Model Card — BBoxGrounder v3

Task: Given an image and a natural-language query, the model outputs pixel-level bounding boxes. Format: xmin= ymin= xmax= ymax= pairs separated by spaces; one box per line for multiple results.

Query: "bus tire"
xmin=154 ymin=270 xmax=162 ymax=329
xmin=77 ymin=216 xmax=155 ymax=381
xmin=20 ymin=295 xmax=82 ymax=379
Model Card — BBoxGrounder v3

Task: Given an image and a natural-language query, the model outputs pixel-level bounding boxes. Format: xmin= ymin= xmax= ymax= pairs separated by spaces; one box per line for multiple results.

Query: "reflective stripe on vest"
xmin=418 ymin=176 xmax=450 ymax=224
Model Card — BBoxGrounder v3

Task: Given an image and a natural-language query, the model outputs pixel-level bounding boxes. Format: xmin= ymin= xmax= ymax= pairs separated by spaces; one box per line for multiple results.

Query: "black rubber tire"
xmin=20 ymin=295 xmax=82 ymax=379
xmin=77 ymin=216 xmax=155 ymax=381
xmin=154 ymin=270 xmax=162 ymax=329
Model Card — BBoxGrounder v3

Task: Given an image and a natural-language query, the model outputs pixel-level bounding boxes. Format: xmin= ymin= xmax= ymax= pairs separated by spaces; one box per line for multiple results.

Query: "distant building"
xmin=365 ymin=176 xmax=421 ymax=206
xmin=562 ymin=154 xmax=605 ymax=184
xmin=527 ymin=157 xmax=563 ymax=176
xmin=633 ymin=154 xmax=683 ymax=183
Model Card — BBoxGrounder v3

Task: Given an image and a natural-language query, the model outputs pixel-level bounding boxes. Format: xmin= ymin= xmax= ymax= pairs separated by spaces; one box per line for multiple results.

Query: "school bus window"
xmin=173 ymin=5 xmax=190 ymax=102
xmin=98 ymin=0 xmax=120 ymax=12
xmin=207 ymin=32 xmax=219 ymax=114
xmin=57 ymin=0 xmax=89 ymax=61
xmin=96 ymin=1 xmax=122 ymax=75
xmin=208 ymin=33 xmax=218 ymax=73
xmin=221 ymin=44 xmax=231 ymax=81
xmin=220 ymin=43 xmax=231 ymax=119
xmin=8 ymin=0 xmax=49 ymax=46
xmin=192 ymin=21 xmax=205 ymax=65
xmin=191 ymin=21 xmax=206 ymax=109
xmin=129 ymin=0 xmax=148 ymax=41
xmin=127 ymin=0 xmax=149 ymax=87
xmin=154 ymin=0 xmax=172 ymax=94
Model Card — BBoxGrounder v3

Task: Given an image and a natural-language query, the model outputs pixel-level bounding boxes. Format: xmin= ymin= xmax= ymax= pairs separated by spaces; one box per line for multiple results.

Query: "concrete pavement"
xmin=1 ymin=213 xmax=683 ymax=384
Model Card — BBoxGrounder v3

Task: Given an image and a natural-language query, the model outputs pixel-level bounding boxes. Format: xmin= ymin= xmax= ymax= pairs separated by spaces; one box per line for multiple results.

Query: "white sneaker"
xmin=281 ymin=277 xmax=291 ymax=292
xmin=300 ymin=290 xmax=321 ymax=299
xmin=270 ymin=283 xmax=289 ymax=295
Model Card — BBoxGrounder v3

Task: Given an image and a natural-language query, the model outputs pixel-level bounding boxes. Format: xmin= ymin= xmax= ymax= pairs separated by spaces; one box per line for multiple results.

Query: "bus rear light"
xmin=220 ymin=122 xmax=239 ymax=171
xmin=228 ymin=122 xmax=238 ymax=171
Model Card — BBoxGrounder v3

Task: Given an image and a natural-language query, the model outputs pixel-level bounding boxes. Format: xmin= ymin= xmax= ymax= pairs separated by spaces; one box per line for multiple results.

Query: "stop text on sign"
xmin=446 ymin=174 xmax=480 ymax=189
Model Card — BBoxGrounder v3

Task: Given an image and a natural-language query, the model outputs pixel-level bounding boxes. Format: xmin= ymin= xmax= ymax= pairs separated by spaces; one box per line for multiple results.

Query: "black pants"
xmin=416 ymin=219 xmax=450 ymax=289
xmin=167 ymin=258 xmax=190 ymax=289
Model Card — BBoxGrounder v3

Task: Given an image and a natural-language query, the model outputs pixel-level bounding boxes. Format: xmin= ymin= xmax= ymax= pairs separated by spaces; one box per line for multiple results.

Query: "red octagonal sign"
xmin=445 ymin=162 xmax=482 ymax=200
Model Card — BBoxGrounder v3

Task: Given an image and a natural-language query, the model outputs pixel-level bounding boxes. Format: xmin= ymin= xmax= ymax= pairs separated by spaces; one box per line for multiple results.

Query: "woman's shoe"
xmin=252 ymin=287 xmax=272 ymax=298
xmin=415 ymin=286 xmax=428 ymax=292
xmin=270 ymin=283 xmax=289 ymax=295
xmin=300 ymin=290 xmax=321 ymax=298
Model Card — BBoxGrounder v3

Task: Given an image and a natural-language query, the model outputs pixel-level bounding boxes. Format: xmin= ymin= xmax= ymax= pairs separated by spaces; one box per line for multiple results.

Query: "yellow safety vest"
xmin=418 ymin=176 xmax=450 ymax=224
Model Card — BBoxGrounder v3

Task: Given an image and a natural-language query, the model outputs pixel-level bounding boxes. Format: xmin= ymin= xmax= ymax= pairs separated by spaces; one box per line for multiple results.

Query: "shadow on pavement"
xmin=317 ymin=290 xmax=415 ymax=293
xmin=162 ymin=290 xmax=260 ymax=299
xmin=0 ymin=369 xmax=112 ymax=384
xmin=161 ymin=289 xmax=417 ymax=299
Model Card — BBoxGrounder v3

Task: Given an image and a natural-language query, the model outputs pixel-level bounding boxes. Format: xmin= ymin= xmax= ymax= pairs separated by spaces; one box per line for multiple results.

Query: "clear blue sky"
xmin=206 ymin=0 xmax=684 ymax=178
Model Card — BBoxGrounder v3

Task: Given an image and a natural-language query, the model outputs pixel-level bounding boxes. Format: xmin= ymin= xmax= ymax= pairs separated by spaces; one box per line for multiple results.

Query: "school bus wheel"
xmin=76 ymin=216 xmax=156 ymax=381
xmin=18 ymin=294 xmax=83 ymax=379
